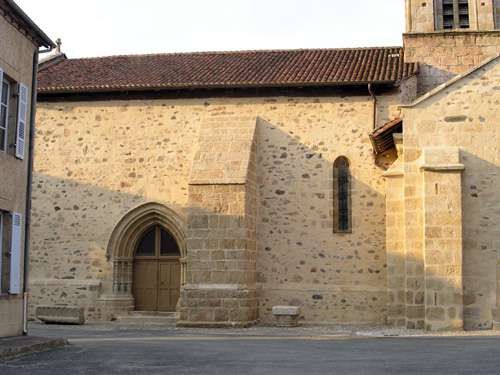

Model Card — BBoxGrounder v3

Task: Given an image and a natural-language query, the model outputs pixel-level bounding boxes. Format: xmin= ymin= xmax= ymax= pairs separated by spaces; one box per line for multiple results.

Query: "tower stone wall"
xmin=404 ymin=0 xmax=500 ymax=94
xmin=397 ymin=58 xmax=500 ymax=330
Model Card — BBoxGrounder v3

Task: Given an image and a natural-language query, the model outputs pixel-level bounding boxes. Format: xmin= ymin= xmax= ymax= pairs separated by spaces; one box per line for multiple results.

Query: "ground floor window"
xmin=0 ymin=211 xmax=23 ymax=294
xmin=0 ymin=211 xmax=10 ymax=293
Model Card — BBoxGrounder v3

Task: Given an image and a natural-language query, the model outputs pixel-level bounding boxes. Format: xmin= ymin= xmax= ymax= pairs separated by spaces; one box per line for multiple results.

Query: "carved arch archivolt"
xmin=106 ymin=202 xmax=187 ymax=295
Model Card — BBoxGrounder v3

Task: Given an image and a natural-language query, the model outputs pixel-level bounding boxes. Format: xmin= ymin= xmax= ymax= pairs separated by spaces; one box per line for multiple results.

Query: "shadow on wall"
xmin=460 ymin=151 xmax=500 ymax=330
xmin=253 ymin=117 xmax=393 ymax=325
xmin=417 ymin=64 xmax=457 ymax=95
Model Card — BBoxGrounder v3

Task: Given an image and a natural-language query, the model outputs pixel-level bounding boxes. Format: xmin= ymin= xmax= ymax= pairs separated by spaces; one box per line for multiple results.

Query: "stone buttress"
xmin=177 ymin=116 xmax=259 ymax=327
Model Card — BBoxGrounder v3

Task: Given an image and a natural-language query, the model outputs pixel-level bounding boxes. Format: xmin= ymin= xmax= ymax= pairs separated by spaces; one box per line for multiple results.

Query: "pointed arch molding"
xmin=106 ymin=202 xmax=187 ymax=295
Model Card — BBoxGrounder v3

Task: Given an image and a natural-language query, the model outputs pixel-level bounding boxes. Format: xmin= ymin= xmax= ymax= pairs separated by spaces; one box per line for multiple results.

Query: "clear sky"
xmin=17 ymin=0 xmax=405 ymax=58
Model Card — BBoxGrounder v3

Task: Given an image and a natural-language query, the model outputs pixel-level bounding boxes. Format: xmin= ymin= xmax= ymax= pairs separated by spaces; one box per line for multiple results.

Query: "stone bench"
xmin=272 ymin=306 xmax=301 ymax=327
xmin=36 ymin=306 xmax=85 ymax=325
xmin=493 ymin=308 xmax=500 ymax=330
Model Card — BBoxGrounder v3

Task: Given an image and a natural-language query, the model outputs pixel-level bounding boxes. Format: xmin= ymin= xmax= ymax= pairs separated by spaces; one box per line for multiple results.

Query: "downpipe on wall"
xmin=368 ymin=83 xmax=377 ymax=130
xmin=23 ymin=46 xmax=52 ymax=335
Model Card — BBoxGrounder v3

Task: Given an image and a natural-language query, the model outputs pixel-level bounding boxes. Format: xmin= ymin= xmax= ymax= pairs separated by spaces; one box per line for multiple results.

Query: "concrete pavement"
xmin=1 ymin=323 xmax=499 ymax=374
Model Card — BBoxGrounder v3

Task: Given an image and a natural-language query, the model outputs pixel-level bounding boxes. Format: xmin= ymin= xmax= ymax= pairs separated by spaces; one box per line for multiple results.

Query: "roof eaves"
xmin=37 ymin=79 xmax=402 ymax=95
xmin=2 ymin=0 xmax=55 ymax=48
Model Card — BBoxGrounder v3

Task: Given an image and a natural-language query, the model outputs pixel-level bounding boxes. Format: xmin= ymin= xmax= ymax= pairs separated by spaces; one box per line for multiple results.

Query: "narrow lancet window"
xmin=333 ymin=156 xmax=351 ymax=233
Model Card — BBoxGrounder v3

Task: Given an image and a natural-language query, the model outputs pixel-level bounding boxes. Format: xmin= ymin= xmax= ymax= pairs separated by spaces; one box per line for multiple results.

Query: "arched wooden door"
xmin=133 ymin=225 xmax=181 ymax=312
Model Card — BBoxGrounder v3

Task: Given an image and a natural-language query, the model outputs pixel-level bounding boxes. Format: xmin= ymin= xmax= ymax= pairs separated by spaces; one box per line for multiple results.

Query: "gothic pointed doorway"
xmin=133 ymin=225 xmax=181 ymax=312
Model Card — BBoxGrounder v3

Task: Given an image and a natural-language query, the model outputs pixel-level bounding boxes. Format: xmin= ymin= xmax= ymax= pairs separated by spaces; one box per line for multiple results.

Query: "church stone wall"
xmin=30 ymin=100 xmax=200 ymax=321
xmin=31 ymin=88 xmax=403 ymax=324
xmin=401 ymin=58 xmax=500 ymax=330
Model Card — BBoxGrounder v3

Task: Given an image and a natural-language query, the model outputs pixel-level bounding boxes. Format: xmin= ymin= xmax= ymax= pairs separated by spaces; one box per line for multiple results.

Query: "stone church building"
xmin=30 ymin=0 xmax=500 ymax=331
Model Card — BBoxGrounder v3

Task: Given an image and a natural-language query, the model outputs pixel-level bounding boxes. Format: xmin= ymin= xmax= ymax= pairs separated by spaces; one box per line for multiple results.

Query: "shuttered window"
xmin=0 ymin=69 xmax=9 ymax=152
xmin=333 ymin=157 xmax=352 ymax=233
xmin=0 ymin=212 xmax=3 ymax=292
xmin=9 ymin=212 xmax=22 ymax=294
xmin=15 ymin=83 xmax=28 ymax=160
xmin=436 ymin=0 xmax=470 ymax=30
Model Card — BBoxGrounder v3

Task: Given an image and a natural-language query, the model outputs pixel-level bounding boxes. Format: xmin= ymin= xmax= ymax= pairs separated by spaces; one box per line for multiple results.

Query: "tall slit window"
xmin=333 ymin=156 xmax=351 ymax=233
xmin=495 ymin=0 xmax=500 ymax=29
xmin=436 ymin=0 xmax=470 ymax=30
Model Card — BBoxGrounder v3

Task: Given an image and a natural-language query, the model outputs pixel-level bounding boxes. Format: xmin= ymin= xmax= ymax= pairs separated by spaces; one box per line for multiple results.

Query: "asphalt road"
xmin=1 ymin=326 xmax=500 ymax=374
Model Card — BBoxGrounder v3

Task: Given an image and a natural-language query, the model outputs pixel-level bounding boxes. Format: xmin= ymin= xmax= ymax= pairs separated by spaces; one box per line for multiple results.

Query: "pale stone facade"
xmin=29 ymin=1 xmax=500 ymax=330
xmin=0 ymin=1 xmax=53 ymax=337
xmin=30 ymin=91 xmax=403 ymax=325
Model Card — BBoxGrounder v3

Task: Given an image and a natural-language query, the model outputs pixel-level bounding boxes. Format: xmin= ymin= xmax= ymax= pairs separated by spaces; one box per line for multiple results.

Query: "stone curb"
xmin=0 ymin=336 xmax=68 ymax=360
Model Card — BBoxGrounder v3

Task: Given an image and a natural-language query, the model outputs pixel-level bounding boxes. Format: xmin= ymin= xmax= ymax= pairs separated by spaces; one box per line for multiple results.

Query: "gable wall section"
xmin=402 ymin=59 xmax=500 ymax=330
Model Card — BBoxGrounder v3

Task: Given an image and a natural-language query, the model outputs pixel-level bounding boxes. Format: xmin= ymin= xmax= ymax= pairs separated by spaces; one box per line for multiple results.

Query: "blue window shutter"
xmin=0 ymin=68 xmax=4 ymax=98
xmin=15 ymin=84 xmax=28 ymax=160
xmin=9 ymin=212 xmax=22 ymax=294
xmin=0 ymin=213 xmax=3 ymax=292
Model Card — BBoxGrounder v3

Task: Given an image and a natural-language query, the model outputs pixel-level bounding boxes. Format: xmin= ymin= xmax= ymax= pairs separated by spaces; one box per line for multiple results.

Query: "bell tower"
xmin=404 ymin=0 xmax=500 ymax=94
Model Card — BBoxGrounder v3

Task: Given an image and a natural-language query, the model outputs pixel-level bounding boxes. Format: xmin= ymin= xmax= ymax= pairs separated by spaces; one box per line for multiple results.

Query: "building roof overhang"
xmin=37 ymin=47 xmax=418 ymax=95
xmin=0 ymin=0 xmax=55 ymax=49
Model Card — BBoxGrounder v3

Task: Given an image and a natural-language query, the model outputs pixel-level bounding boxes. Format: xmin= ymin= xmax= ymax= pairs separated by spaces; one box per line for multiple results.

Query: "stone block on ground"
xmin=492 ymin=308 xmax=500 ymax=331
xmin=272 ymin=306 xmax=301 ymax=327
xmin=36 ymin=306 xmax=85 ymax=325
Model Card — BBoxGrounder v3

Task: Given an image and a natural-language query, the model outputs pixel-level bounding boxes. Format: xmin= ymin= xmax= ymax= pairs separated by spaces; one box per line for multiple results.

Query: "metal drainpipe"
xmin=22 ymin=47 xmax=51 ymax=335
xmin=368 ymin=83 xmax=377 ymax=130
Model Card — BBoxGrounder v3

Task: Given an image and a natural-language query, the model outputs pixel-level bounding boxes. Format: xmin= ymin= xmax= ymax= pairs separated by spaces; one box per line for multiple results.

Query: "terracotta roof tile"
xmin=38 ymin=47 xmax=418 ymax=94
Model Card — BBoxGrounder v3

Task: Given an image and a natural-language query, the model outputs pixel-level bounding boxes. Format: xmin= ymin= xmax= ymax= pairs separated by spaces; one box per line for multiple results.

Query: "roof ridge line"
xmin=63 ymin=46 xmax=404 ymax=61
